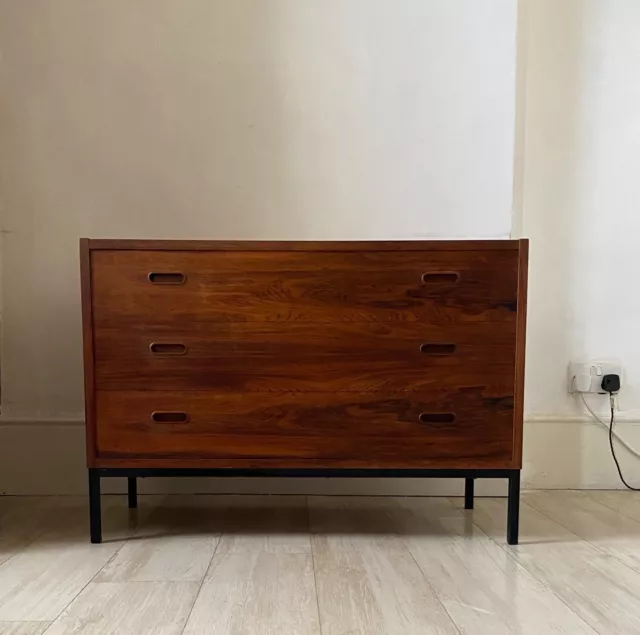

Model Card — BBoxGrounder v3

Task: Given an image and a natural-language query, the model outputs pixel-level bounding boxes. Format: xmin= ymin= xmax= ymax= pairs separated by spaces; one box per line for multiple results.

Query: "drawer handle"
xmin=151 ymin=411 xmax=189 ymax=424
xmin=419 ymin=412 xmax=456 ymax=424
xmin=421 ymin=272 xmax=460 ymax=284
xmin=150 ymin=342 xmax=188 ymax=356
xmin=148 ymin=272 xmax=186 ymax=285
xmin=420 ymin=343 xmax=457 ymax=355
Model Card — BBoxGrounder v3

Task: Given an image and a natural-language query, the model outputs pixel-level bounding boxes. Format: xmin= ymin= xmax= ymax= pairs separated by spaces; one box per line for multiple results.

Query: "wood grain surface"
xmin=95 ymin=389 xmax=514 ymax=463
xmin=81 ymin=239 xmax=527 ymax=469
xmin=94 ymin=321 xmax=516 ymax=392
xmin=512 ymin=238 xmax=529 ymax=467
xmin=80 ymin=239 xmax=97 ymax=467
xmin=91 ymin=250 xmax=518 ymax=325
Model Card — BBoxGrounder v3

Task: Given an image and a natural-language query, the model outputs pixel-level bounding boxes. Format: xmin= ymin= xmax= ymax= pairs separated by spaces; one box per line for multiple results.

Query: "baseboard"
xmin=2 ymin=415 xmax=639 ymax=495
xmin=522 ymin=415 xmax=640 ymax=489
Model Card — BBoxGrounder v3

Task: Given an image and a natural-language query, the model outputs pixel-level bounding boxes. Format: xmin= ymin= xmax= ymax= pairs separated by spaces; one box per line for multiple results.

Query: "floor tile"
xmin=310 ymin=497 xmax=458 ymax=634
xmin=584 ymin=490 xmax=640 ymax=522
xmin=0 ymin=624 xmax=50 ymax=635
xmin=395 ymin=497 xmax=596 ymax=634
xmin=308 ymin=496 xmax=405 ymax=551
xmin=96 ymin=496 xmax=221 ymax=582
xmin=0 ymin=498 xmax=55 ymax=566
xmin=470 ymin=496 xmax=640 ymax=634
xmin=0 ymin=497 xmax=156 ymax=621
xmin=217 ymin=495 xmax=311 ymax=554
xmin=95 ymin=535 xmax=217 ymax=583
xmin=525 ymin=490 xmax=640 ymax=571
xmin=183 ymin=552 xmax=320 ymax=635
xmin=0 ymin=538 xmax=121 ymax=621
xmin=2 ymin=493 xmax=640 ymax=634
xmin=44 ymin=581 xmax=198 ymax=635
xmin=132 ymin=495 xmax=227 ymax=539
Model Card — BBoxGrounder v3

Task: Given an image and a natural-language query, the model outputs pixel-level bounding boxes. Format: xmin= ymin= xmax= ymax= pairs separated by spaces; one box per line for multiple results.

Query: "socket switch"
xmin=568 ymin=360 xmax=623 ymax=394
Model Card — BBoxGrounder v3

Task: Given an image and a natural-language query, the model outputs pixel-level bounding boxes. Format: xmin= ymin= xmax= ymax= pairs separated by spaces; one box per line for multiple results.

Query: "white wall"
xmin=4 ymin=0 xmax=640 ymax=496
xmin=520 ymin=0 xmax=640 ymax=488
xmin=523 ymin=0 xmax=640 ymax=418
xmin=4 ymin=0 xmax=639 ymax=498
xmin=0 ymin=0 xmax=517 ymax=429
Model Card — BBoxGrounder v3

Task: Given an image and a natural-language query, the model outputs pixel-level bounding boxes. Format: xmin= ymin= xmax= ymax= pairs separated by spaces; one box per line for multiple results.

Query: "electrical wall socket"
xmin=568 ymin=360 xmax=623 ymax=394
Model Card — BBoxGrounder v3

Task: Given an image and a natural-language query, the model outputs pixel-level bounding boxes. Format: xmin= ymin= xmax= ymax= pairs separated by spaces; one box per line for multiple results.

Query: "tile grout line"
xmin=395 ymin=533 xmax=463 ymax=631
xmin=526 ymin=493 xmax=640 ymax=560
xmin=403 ymin=546 xmax=463 ymax=635
xmin=384 ymin=499 xmax=462 ymax=635
xmin=307 ymin=496 xmax=326 ymax=635
xmin=178 ymin=509 xmax=225 ymax=635
xmin=580 ymin=491 xmax=640 ymax=527
xmin=582 ymin=493 xmax=639 ymax=521
xmin=0 ymin=548 xmax=26 ymax=572
xmin=0 ymin=499 xmax=66 ymax=572
xmin=461 ymin=498 xmax=604 ymax=634
xmin=522 ymin=493 xmax=640 ymax=581
xmin=40 ymin=499 xmax=139 ymax=634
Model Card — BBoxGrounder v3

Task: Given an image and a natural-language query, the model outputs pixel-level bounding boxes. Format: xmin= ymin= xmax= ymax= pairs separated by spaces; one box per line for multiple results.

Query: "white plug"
xmin=573 ymin=373 xmax=592 ymax=393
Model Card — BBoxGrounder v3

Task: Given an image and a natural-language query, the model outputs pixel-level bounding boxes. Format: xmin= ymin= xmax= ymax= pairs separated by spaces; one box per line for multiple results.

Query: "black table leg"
xmin=507 ymin=470 xmax=520 ymax=545
xmin=464 ymin=478 xmax=475 ymax=510
xmin=127 ymin=477 xmax=138 ymax=509
xmin=89 ymin=469 xmax=102 ymax=544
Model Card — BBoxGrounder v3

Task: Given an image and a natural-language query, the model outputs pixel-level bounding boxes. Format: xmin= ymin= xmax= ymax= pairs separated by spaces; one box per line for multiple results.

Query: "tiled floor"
xmin=1 ymin=491 xmax=640 ymax=634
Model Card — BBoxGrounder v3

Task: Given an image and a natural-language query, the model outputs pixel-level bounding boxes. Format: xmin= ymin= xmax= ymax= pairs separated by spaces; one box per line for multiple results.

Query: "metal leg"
xmin=464 ymin=478 xmax=475 ymax=510
xmin=127 ymin=477 xmax=138 ymax=509
xmin=89 ymin=469 xmax=102 ymax=544
xmin=507 ymin=470 xmax=520 ymax=545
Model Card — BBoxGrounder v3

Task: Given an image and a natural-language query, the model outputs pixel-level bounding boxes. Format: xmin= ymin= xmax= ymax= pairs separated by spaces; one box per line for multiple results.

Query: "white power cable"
xmin=580 ymin=392 xmax=640 ymax=460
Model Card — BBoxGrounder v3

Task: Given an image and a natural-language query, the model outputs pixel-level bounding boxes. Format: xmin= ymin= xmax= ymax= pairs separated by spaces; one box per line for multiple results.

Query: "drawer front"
xmin=94 ymin=322 xmax=516 ymax=392
xmin=91 ymin=250 xmax=519 ymax=325
xmin=95 ymin=389 xmax=514 ymax=463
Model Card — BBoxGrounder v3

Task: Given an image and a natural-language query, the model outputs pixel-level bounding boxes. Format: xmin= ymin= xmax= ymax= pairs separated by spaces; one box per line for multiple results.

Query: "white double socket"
xmin=568 ymin=360 xmax=623 ymax=394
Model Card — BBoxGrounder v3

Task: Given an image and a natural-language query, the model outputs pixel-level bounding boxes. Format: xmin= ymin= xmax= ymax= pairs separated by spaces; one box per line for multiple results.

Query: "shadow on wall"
xmin=0 ymin=1 xmax=292 ymax=418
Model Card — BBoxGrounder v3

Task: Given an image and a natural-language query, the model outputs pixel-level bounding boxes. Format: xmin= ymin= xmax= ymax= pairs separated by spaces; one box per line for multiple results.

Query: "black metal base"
xmin=127 ymin=477 xmax=138 ymax=509
xmin=87 ymin=467 xmax=521 ymax=545
xmin=464 ymin=477 xmax=475 ymax=510
xmin=89 ymin=469 xmax=102 ymax=544
xmin=507 ymin=470 xmax=520 ymax=545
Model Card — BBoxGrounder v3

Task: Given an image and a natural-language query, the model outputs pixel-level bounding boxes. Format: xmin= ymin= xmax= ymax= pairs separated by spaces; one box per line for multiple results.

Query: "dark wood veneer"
xmin=81 ymin=239 xmax=528 ymax=471
xmin=90 ymin=250 xmax=518 ymax=325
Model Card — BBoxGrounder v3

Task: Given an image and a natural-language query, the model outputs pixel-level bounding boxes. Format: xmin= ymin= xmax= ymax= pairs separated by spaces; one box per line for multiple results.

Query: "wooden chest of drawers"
xmin=81 ymin=239 xmax=528 ymax=543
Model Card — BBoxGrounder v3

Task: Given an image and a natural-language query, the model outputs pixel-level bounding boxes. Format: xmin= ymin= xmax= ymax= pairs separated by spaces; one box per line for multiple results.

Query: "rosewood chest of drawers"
xmin=80 ymin=239 xmax=528 ymax=544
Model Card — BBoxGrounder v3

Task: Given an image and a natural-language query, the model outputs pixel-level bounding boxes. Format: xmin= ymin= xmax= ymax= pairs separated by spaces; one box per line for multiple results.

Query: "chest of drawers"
xmin=81 ymin=239 xmax=528 ymax=543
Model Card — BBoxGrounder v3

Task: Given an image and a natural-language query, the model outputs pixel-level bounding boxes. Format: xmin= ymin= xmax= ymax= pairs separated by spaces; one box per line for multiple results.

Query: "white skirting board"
xmin=2 ymin=417 xmax=640 ymax=495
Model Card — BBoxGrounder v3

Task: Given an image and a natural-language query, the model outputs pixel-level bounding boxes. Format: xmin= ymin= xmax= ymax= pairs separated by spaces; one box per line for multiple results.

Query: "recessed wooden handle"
xmin=419 ymin=412 xmax=456 ymax=424
xmin=421 ymin=272 xmax=460 ymax=284
xmin=148 ymin=272 xmax=186 ymax=285
xmin=150 ymin=342 xmax=187 ymax=356
xmin=420 ymin=343 xmax=457 ymax=355
xmin=151 ymin=411 xmax=189 ymax=424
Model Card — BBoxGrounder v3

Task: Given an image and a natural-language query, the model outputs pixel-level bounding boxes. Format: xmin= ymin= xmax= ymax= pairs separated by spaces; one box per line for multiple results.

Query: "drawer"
xmin=94 ymin=322 xmax=516 ymax=392
xmin=90 ymin=250 xmax=519 ymax=325
xmin=95 ymin=389 xmax=514 ymax=462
